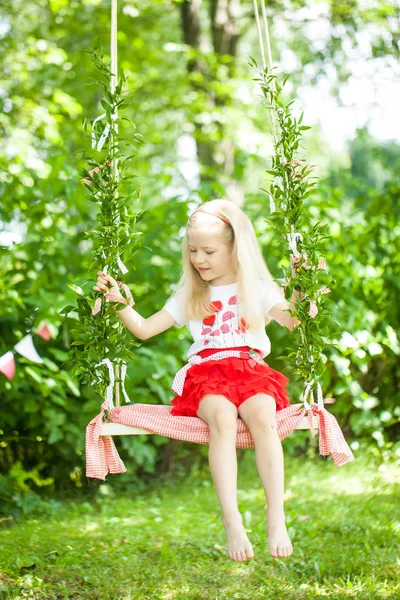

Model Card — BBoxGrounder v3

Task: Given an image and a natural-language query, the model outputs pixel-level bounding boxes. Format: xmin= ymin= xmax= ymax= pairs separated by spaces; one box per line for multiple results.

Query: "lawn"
xmin=0 ymin=446 xmax=399 ymax=599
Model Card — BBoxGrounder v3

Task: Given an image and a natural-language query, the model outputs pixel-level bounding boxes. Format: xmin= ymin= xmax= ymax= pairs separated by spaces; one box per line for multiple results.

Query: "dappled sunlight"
xmin=1 ymin=0 xmax=399 ymax=598
xmin=1 ymin=458 xmax=398 ymax=598
xmin=84 ymin=522 xmax=99 ymax=532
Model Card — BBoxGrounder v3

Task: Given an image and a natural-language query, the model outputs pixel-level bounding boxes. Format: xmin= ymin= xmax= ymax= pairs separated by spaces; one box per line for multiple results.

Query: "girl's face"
xmin=187 ymin=216 xmax=236 ymax=286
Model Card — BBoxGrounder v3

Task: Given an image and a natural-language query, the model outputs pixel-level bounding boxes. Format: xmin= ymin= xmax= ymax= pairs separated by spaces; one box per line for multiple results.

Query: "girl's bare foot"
xmin=266 ymin=507 xmax=293 ymax=558
xmin=222 ymin=515 xmax=255 ymax=562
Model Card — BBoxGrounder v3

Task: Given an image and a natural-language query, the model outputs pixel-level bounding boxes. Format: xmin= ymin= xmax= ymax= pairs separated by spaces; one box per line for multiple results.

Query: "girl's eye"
xmin=189 ymin=250 xmax=215 ymax=255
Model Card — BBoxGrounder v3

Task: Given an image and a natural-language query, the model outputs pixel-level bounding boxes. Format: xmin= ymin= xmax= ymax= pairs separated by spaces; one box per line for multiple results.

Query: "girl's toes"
xmin=246 ymin=545 xmax=254 ymax=559
xmin=270 ymin=545 xmax=277 ymax=558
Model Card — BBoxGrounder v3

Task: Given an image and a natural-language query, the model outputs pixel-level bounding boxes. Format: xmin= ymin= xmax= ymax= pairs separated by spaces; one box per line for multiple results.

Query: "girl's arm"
xmin=93 ymin=272 xmax=177 ymax=340
xmin=267 ymin=290 xmax=301 ymax=331
xmin=114 ymin=305 xmax=176 ymax=340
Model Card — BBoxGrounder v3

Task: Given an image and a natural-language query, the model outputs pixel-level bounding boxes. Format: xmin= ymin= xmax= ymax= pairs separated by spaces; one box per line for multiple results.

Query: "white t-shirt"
xmin=162 ymin=281 xmax=285 ymax=359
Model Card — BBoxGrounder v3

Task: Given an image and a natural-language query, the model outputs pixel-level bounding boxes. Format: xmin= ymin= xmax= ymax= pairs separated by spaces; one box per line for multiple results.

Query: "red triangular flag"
xmin=36 ymin=321 xmax=51 ymax=341
xmin=0 ymin=351 xmax=16 ymax=381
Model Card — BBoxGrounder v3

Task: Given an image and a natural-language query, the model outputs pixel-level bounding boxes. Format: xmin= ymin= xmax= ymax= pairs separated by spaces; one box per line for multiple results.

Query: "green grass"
xmin=0 ymin=448 xmax=399 ymax=600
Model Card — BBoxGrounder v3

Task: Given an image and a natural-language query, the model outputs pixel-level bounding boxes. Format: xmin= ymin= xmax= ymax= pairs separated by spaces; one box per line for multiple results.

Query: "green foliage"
xmin=60 ymin=50 xmax=146 ymax=399
xmin=0 ymin=0 xmax=399 ymax=513
xmin=252 ymin=63 xmax=337 ymax=396
xmin=0 ymin=453 xmax=399 ymax=597
xmin=0 ymin=461 xmax=55 ymax=518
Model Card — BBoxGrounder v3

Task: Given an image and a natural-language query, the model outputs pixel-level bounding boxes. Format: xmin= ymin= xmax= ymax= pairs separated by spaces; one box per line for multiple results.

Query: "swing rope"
xmin=253 ymin=0 xmax=328 ymax=415
xmin=110 ymin=0 xmax=121 ymax=407
xmin=252 ymin=0 xmax=278 ymax=143
xmin=84 ymin=0 xmax=355 ymax=479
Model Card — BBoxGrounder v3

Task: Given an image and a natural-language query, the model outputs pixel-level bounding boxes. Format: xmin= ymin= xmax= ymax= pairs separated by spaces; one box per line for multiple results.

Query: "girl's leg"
xmin=196 ymin=394 xmax=255 ymax=562
xmin=238 ymin=393 xmax=293 ymax=558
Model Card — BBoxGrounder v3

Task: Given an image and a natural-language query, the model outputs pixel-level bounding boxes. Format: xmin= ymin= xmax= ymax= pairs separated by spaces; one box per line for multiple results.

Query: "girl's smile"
xmin=187 ymin=212 xmax=237 ymax=286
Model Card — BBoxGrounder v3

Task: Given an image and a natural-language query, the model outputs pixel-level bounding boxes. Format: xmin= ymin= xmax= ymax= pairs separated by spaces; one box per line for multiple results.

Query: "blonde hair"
xmin=168 ymin=199 xmax=286 ymax=331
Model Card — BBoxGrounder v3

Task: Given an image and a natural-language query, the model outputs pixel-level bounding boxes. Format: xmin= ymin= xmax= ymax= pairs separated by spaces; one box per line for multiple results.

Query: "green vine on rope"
xmin=250 ymin=59 xmax=339 ymax=396
xmin=60 ymin=49 xmax=145 ymax=399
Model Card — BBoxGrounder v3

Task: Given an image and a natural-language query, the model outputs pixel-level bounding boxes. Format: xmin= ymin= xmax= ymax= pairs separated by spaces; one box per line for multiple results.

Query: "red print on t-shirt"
xmin=239 ymin=317 xmax=249 ymax=333
xmin=201 ymin=327 xmax=212 ymax=335
xmin=222 ymin=310 xmax=235 ymax=323
xmin=210 ymin=300 xmax=223 ymax=312
xmin=202 ymin=315 xmax=216 ymax=326
xmin=203 ymin=299 xmax=224 ymax=346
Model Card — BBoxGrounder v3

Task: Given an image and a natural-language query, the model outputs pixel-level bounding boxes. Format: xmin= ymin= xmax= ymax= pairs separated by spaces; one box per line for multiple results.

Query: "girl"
xmin=94 ymin=199 xmax=299 ymax=563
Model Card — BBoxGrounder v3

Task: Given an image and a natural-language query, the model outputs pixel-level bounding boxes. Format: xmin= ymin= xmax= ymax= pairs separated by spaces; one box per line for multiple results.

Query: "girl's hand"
xmin=93 ymin=272 xmax=122 ymax=300
xmin=289 ymin=254 xmax=299 ymax=279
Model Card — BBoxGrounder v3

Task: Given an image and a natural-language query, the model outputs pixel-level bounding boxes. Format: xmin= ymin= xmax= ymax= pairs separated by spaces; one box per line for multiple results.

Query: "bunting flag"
xmin=36 ymin=321 xmax=51 ymax=341
xmin=0 ymin=351 xmax=16 ymax=381
xmin=0 ymin=322 xmax=53 ymax=381
xmin=14 ymin=334 xmax=44 ymax=364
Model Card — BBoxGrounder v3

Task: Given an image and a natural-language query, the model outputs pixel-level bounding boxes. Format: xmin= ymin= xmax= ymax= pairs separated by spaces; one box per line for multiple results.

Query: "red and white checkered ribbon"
xmin=171 ymin=350 xmax=266 ymax=396
xmin=302 ymin=380 xmax=325 ymax=435
xmin=86 ymin=399 xmax=354 ymax=480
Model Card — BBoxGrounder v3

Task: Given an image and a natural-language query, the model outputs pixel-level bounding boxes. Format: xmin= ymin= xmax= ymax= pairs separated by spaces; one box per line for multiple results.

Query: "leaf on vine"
xmin=67 ymin=284 xmax=84 ymax=296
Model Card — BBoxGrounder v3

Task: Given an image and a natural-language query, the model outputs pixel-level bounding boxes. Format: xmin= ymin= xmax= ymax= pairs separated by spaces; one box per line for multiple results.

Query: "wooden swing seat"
xmin=100 ymin=413 xmax=312 ymax=436
xmin=86 ymin=398 xmax=353 ymax=481
xmin=98 ymin=398 xmax=335 ymax=437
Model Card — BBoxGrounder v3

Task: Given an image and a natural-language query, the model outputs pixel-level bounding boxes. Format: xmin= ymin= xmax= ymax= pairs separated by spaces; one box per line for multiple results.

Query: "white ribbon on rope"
xmin=302 ymin=380 xmax=324 ymax=411
xmin=253 ymin=0 xmax=329 ymax=436
xmin=301 ymin=379 xmax=325 ymax=434
xmin=117 ymin=255 xmax=128 ymax=274
xmin=91 ymin=113 xmax=107 ymax=151
xmin=102 ymin=257 xmax=128 ymax=278
xmin=288 ymin=232 xmax=303 ymax=258
xmin=91 ymin=111 xmax=119 ymax=152
xmin=302 ymin=379 xmax=314 ymax=411
xmin=316 ymin=382 xmax=324 ymax=410
xmin=120 ymin=361 xmax=131 ymax=404
xmin=269 ymin=194 xmax=276 ymax=213
xmin=93 ymin=359 xmax=131 ymax=409
xmin=97 ymin=123 xmax=111 ymax=152
xmin=94 ymin=358 xmax=115 ymax=409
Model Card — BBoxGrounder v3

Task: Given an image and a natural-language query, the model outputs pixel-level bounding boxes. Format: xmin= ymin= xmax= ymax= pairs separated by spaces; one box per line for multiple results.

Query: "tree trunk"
xmin=180 ymin=0 xmax=244 ymax=206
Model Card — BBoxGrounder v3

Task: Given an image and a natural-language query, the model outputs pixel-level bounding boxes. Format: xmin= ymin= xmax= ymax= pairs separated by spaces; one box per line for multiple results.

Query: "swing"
xmin=85 ymin=0 xmax=354 ymax=480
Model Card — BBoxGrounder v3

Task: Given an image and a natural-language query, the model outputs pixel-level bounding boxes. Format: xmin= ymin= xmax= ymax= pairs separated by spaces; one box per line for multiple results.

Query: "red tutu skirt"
xmin=170 ymin=346 xmax=290 ymax=417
